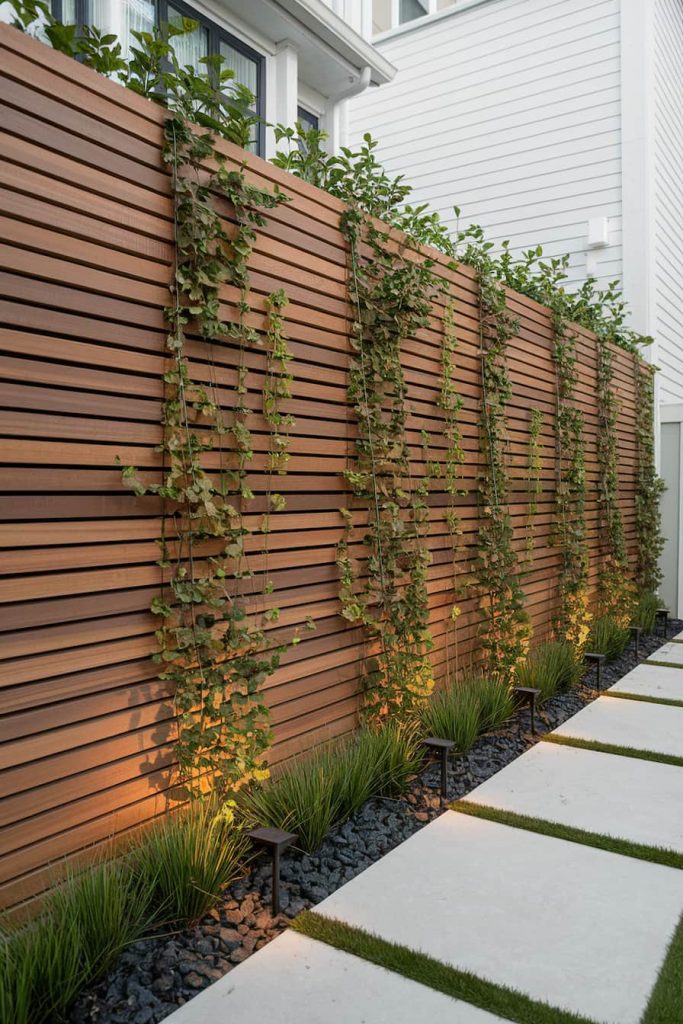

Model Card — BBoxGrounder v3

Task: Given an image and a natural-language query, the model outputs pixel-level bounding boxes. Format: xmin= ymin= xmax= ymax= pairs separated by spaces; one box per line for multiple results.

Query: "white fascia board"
xmin=276 ymin=0 xmax=396 ymax=83
xmin=216 ymin=0 xmax=395 ymax=87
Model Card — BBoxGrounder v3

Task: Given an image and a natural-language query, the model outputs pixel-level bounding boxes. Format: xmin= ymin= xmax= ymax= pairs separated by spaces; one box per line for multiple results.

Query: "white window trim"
xmin=373 ymin=0 xmax=497 ymax=44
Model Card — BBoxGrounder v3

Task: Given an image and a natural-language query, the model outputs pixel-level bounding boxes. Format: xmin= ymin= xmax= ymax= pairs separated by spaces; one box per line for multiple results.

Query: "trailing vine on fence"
xmin=525 ymin=408 xmax=543 ymax=561
xmin=551 ymin=316 xmax=591 ymax=652
xmin=633 ymin=359 xmax=665 ymax=595
xmin=596 ymin=340 xmax=634 ymax=623
xmin=439 ymin=300 xmax=467 ymax=677
xmin=108 ymin=26 xmax=300 ymax=796
xmin=476 ymin=272 xmax=530 ymax=680
xmin=336 ymin=201 xmax=440 ymax=720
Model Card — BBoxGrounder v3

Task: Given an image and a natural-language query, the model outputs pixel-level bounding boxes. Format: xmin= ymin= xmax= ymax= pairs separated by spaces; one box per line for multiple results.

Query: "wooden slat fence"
xmin=0 ymin=24 xmax=641 ymax=911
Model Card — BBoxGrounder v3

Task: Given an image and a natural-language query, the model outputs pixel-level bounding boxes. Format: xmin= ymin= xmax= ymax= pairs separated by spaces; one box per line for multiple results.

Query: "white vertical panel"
xmin=653 ymin=0 xmax=683 ymax=403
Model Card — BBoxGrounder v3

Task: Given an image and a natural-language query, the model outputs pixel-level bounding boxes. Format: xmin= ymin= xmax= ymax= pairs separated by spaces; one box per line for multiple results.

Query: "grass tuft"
xmin=451 ymin=800 xmax=683 ymax=870
xmin=515 ymin=641 xmax=583 ymax=702
xmin=587 ymin=615 xmax=630 ymax=661
xmin=292 ymin=911 xmax=596 ymax=1024
xmin=0 ymin=859 xmax=150 ymax=1024
xmin=541 ymin=732 xmax=683 ymax=767
xmin=420 ymin=674 xmax=513 ymax=752
xmin=239 ymin=724 xmax=422 ymax=853
xmin=131 ymin=801 xmax=249 ymax=927
xmin=633 ymin=592 xmax=663 ymax=635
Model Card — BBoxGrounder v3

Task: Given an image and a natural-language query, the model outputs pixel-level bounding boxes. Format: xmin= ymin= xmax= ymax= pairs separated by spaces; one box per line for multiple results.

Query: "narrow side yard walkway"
xmin=162 ymin=648 xmax=683 ymax=1024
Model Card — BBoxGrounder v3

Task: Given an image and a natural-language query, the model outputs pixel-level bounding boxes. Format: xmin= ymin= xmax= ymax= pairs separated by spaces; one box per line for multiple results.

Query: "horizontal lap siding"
xmin=0 ymin=24 xmax=640 ymax=912
xmin=347 ymin=0 xmax=622 ymax=291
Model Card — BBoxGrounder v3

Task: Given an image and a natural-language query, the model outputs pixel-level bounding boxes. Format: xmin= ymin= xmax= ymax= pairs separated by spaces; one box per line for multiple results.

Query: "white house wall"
xmin=345 ymin=0 xmax=623 ymax=290
xmin=653 ymin=0 xmax=683 ymax=403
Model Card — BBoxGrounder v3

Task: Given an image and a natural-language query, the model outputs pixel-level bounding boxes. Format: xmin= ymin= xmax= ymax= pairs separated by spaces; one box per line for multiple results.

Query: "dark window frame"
xmin=50 ymin=0 xmax=88 ymax=31
xmin=297 ymin=105 xmax=319 ymax=131
xmin=157 ymin=0 xmax=266 ymax=155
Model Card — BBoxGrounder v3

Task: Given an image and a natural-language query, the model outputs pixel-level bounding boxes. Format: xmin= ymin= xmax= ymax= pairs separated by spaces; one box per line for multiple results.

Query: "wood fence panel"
xmin=0 ymin=24 xmax=642 ymax=912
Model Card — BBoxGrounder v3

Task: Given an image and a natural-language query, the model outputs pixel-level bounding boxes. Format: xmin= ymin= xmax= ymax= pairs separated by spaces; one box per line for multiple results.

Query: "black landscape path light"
xmin=584 ymin=651 xmax=606 ymax=690
xmin=655 ymin=607 xmax=669 ymax=637
xmin=421 ymin=737 xmax=456 ymax=800
xmin=512 ymin=686 xmax=541 ymax=735
xmin=247 ymin=826 xmax=296 ymax=917
xmin=630 ymin=625 xmax=641 ymax=660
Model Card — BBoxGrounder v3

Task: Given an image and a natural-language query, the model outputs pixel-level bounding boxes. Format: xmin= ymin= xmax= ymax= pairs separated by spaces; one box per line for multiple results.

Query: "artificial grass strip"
xmin=603 ymin=691 xmax=683 ymax=709
xmin=541 ymin=733 xmax=683 ymax=768
xmin=643 ymin=917 xmax=683 ymax=1019
xmin=646 ymin=659 xmax=683 ymax=671
xmin=450 ymin=800 xmax=683 ymax=870
xmin=292 ymin=910 xmax=596 ymax=1024
xmin=641 ymin=913 xmax=683 ymax=1024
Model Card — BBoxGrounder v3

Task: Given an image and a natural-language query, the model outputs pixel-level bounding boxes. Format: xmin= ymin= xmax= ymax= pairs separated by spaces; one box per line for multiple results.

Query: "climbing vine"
xmin=105 ymin=27 xmax=300 ymax=795
xmin=439 ymin=300 xmax=466 ymax=678
xmin=596 ymin=340 xmax=634 ymax=625
xmin=634 ymin=360 xmax=665 ymax=595
xmin=525 ymin=407 xmax=543 ymax=560
xmin=551 ymin=316 xmax=591 ymax=653
xmin=476 ymin=272 xmax=530 ymax=680
xmin=336 ymin=200 xmax=440 ymax=721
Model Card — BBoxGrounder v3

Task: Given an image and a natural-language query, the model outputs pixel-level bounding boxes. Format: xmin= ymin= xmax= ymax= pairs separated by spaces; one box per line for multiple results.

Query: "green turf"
xmin=646 ymin=659 xmax=683 ymax=670
xmin=640 ymin=913 xmax=683 ymax=1024
xmin=541 ymin=733 xmax=683 ymax=768
xmin=450 ymin=800 xmax=683 ymax=870
xmin=603 ymin=691 xmax=683 ymax=709
xmin=292 ymin=911 xmax=597 ymax=1024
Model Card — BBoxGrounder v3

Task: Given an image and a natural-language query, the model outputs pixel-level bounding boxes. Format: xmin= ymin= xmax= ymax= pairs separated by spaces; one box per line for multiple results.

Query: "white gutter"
xmin=325 ymin=64 xmax=371 ymax=153
xmin=329 ymin=63 xmax=372 ymax=103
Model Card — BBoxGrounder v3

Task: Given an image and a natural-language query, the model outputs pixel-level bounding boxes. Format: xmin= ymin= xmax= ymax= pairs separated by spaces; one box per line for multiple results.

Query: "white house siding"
xmin=345 ymin=0 xmax=623 ymax=290
xmin=653 ymin=0 xmax=683 ymax=403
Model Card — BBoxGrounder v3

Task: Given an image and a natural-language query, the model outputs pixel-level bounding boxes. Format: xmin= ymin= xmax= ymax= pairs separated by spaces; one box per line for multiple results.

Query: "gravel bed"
xmin=71 ymin=620 xmax=681 ymax=1024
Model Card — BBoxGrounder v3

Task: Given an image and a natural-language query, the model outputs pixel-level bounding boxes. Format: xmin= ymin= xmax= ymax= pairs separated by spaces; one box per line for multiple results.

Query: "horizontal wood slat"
xmin=0 ymin=23 xmax=643 ymax=912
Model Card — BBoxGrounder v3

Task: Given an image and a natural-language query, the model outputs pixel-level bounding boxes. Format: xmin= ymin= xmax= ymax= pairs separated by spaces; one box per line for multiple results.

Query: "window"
xmin=297 ymin=106 xmax=319 ymax=132
xmin=51 ymin=0 xmax=265 ymax=154
xmin=156 ymin=1 xmax=265 ymax=155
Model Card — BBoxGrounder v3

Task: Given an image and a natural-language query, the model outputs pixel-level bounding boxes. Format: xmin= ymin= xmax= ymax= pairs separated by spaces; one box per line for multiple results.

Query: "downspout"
xmin=325 ymin=64 xmax=371 ymax=152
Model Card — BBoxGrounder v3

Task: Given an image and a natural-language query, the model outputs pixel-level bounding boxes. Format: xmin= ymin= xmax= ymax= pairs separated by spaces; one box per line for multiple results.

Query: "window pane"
xmin=168 ymin=3 xmax=209 ymax=71
xmin=219 ymin=39 xmax=257 ymax=98
xmin=297 ymin=107 xmax=319 ymax=132
xmin=90 ymin=0 xmax=155 ymax=59
xmin=399 ymin=0 xmax=427 ymax=24
xmin=372 ymin=0 xmax=391 ymax=34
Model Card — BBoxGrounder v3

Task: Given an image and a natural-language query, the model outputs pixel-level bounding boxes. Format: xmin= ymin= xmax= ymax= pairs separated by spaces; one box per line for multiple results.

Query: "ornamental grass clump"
xmin=514 ymin=641 xmax=583 ymax=702
xmin=588 ymin=614 xmax=630 ymax=662
xmin=633 ymin=592 xmax=661 ymax=635
xmin=0 ymin=860 xmax=150 ymax=1024
xmin=420 ymin=675 xmax=513 ymax=751
xmin=239 ymin=724 xmax=421 ymax=853
xmin=131 ymin=801 xmax=249 ymax=927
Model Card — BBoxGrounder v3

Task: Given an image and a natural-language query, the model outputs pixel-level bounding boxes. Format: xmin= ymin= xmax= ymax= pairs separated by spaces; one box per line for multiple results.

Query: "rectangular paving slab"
xmin=607 ymin=663 xmax=683 ymax=702
xmin=314 ymin=812 xmax=683 ymax=1024
xmin=647 ymin=641 xmax=683 ymax=666
xmin=551 ymin=695 xmax=683 ymax=758
xmin=162 ymin=929 xmax=505 ymax=1024
xmin=463 ymin=739 xmax=683 ymax=851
